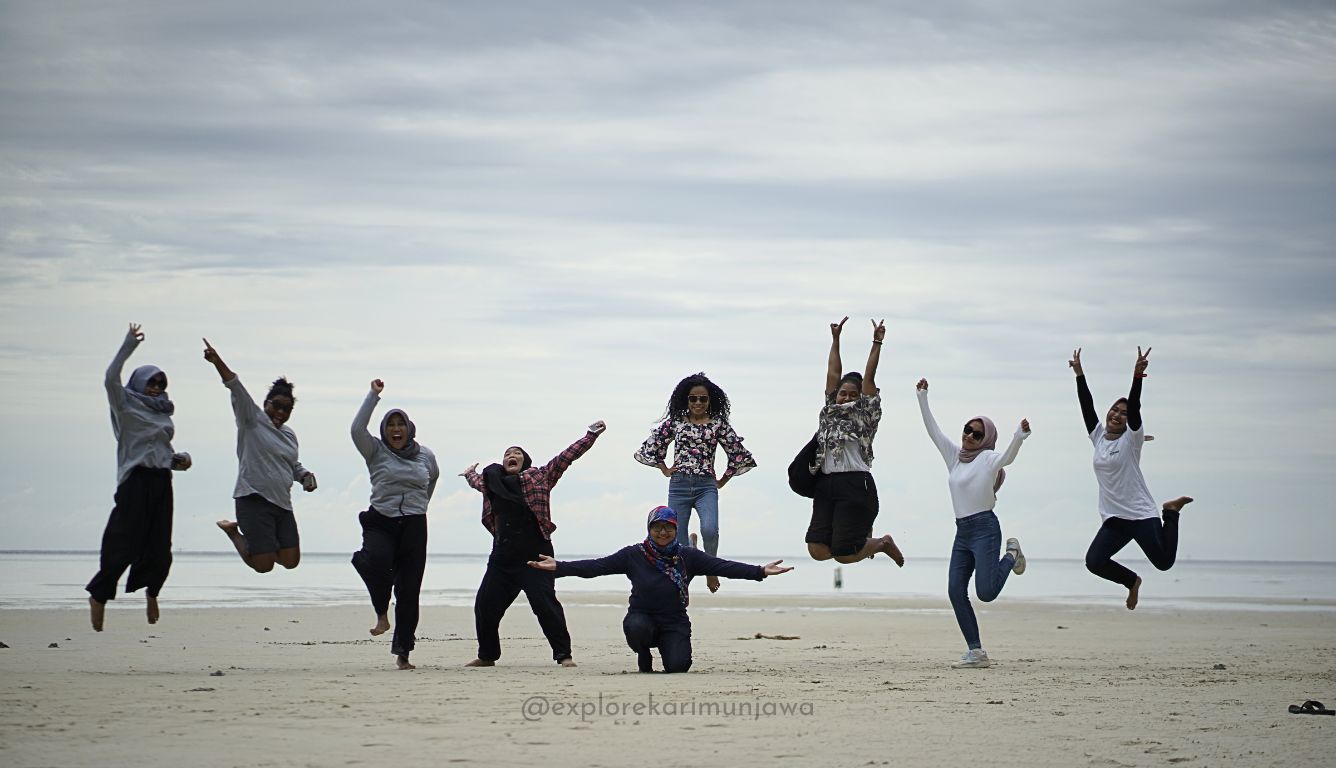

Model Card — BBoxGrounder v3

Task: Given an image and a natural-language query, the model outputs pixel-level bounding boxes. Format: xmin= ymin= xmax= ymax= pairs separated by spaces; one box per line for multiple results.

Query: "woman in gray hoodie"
xmin=87 ymin=323 xmax=192 ymax=632
xmin=350 ymin=379 xmax=440 ymax=670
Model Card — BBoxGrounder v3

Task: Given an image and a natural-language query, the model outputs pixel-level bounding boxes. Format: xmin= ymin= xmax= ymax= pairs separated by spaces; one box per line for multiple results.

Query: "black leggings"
xmin=1085 ymin=510 xmax=1180 ymax=589
xmin=473 ymin=549 xmax=572 ymax=663
xmin=86 ymin=467 xmax=173 ymax=603
xmin=351 ymin=509 xmax=428 ymax=658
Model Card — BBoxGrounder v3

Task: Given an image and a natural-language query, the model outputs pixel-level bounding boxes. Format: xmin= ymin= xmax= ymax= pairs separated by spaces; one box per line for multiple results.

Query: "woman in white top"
xmin=1071 ymin=347 xmax=1193 ymax=610
xmin=916 ymin=378 xmax=1029 ymax=669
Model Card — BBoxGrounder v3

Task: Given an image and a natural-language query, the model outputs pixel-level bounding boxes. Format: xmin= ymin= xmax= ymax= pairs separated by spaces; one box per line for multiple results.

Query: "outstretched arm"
xmin=1127 ymin=346 xmax=1149 ymax=432
xmin=1071 ymin=348 xmax=1098 ymax=434
xmin=863 ymin=319 xmax=885 ymax=395
xmin=545 ymin=549 xmax=630 ymax=579
xmin=825 ymin=317 xmax=847 ymax=396
xmin=536 ymin=421 xmax=604 ymax=487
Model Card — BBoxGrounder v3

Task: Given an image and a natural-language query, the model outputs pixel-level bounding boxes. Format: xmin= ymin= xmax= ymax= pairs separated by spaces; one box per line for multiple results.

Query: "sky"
xmin=1 ymin=1 xmax=1334 ymax=565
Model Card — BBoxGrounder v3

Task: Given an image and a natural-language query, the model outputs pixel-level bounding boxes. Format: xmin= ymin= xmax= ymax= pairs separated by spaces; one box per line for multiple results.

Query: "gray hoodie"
xmin=224 ymin=376 xmax=310 ymax=511
xmin=351 ymin=388 xmax=439 ymax=517
xmin=106 ymin=333 xmax=177 ymax=485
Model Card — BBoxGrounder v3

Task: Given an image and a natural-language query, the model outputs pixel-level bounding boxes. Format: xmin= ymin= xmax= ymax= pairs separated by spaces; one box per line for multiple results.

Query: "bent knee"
xmin=662 ymin=660 xmax=692 ymax=674
xmin=251 ymin=560 xmax=276 ymax=573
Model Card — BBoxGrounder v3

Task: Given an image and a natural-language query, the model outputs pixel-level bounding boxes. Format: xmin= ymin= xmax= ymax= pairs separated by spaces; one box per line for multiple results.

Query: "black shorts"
xmin=235 ymin=494 xmax=299 ymax=556
xmin=805 ymin=472 xmax=879 ymax=556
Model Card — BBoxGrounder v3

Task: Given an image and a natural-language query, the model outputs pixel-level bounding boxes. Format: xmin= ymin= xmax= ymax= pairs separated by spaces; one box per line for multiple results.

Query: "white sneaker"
xmin=951 ymin=648 xmax=991 ymax=669
xmin=1006 ymin=537 xmax=1026 ymax=575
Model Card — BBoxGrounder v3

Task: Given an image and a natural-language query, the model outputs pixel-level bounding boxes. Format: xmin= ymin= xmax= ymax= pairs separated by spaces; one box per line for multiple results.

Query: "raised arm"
xmin=1070 ymin=348 xmax=1098 ymax=434
xmin=535 ymin=421 xmax=604 ymax=487
xmin=546 ymin=549 xmax=630 ymax=579
xmin=1127 ymin=346 xmax=1149 ymax=432
xmin=862 ymin=319 xmax=885 ymax=395
xmin=460 ymin=463 xmax=485 ymax=493
xmin=915 ymin=379 xmax=957 ymax=465
xmin=825 ymin=317 xmax=847 ymax=396
xmin=105 ymin=324 xmax=142 ymax=407
xmin=993 ymin=419 xmax=1032 ymax=468
xmin=201 ymin=338 xmax=236 ymax=382
xmin=350 ymin=379 xmax=383 ymax=460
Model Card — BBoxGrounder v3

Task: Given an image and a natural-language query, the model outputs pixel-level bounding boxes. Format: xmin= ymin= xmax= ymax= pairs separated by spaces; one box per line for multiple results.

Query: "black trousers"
xmin=1085 ymin=510 xmax=1180 ymax=589
xmin=86 ymin=467 xmax=174 ymax=603
xmin=351 ymin=509 xmax=428 ymax=657
xmin=473 ymin=550 xmax=572 ymax=663
xmin=623 ymin=611 xmax=692 ymax=673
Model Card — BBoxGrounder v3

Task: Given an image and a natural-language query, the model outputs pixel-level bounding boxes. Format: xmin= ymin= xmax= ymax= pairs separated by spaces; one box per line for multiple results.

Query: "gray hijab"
xmin=379 ymin=408 xmax=420 ymax=460
xmin=125 ymin=365 xmax=175 ymax=415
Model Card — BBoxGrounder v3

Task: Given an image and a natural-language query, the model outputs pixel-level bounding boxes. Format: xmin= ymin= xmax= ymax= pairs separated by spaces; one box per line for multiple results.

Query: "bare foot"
xmin=464 ymin=658 xmax=495 ymax=667
xmin=146 ymin=596 xmax=159 ymax=625
xmin=369 ymin=614 xmax=390 ymax=636
xmin=559 ymin=658 xmax=578 ymax=668
xmin=217 ymin=520 xmax=249 ymax=560
xmin=89 ymin=596 xmax=105 ymax=632
xmin=396 ymin=655 xmax=415 ymax=670
xmin=1162 ymin=496 xmax=1194 ymax=514
xmin=1126 ymin=576 xmax=1142 ymax=610
xmin=881 ymin=535 xmax=905 ymax=567
xmin=689 ymin=532 xmax=699 ymax=548
xmin=706 ymin=575 xmax=721 ymax=593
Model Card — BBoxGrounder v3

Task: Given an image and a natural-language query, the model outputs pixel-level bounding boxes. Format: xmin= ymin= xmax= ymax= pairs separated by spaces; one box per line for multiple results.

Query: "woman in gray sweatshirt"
xmin=350 ymin=379 xmax=440 ymax=670
xmin=87 ymin=323 xmax=192 ymax=632
xmin=203 ymin=339 xmax=317 ymax=574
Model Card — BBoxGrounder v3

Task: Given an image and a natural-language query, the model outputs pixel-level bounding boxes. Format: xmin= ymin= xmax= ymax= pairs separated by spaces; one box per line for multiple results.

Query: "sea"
xmin=2 ymin=551 xmax=1333 ymax=613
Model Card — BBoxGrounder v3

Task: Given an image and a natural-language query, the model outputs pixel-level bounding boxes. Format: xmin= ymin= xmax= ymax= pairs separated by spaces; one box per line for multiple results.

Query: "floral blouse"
xmin=634 ymin=418 xmax=757 ymax=479
xmin=812 ymin=390 xmax=882 ymax=472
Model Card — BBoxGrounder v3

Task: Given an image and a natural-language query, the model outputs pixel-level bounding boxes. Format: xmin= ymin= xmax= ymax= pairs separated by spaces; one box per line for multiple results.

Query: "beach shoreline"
xmin=2 ymin=596 xmax=1334 ymax=767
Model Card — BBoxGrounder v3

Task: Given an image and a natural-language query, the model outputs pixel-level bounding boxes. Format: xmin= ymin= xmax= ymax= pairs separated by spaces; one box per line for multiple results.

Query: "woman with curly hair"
xmin=634 ymin=372 xmax=756 ymax=593
xmin=203 ymin=338 xmax=317 ymax=575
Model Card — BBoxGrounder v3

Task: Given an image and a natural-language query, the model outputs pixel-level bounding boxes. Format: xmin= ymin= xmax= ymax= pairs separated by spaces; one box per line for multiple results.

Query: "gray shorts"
xmin=235 ymin=494 xmax=299 ymax=556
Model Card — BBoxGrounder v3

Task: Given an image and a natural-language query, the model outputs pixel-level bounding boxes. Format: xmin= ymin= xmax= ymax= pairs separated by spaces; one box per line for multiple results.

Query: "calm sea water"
xmin=2 ymin=551 xmax=1333 ymax=612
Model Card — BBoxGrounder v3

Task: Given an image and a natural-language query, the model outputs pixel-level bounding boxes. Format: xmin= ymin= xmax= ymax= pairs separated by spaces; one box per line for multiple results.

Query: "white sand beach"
xmin=2 ymin=594 xmax=1334 ymax=767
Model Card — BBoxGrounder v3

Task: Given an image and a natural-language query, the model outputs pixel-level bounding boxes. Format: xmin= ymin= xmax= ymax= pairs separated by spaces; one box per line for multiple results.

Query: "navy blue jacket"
xmin=555 ymin=545 xmax=765 ymax=619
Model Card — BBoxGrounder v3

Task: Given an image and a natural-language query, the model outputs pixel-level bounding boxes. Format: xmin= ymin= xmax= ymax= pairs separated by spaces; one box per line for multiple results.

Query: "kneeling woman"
xmin=350 ymin=379 xmax=440 ymax=670
xmin=528 ymin=506 xmax=792 ymax=673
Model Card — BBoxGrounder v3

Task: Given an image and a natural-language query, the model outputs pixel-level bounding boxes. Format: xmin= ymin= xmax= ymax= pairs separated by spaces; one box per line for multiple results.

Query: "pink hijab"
xmin=958 ymin=415 xmax=1005 ymax=492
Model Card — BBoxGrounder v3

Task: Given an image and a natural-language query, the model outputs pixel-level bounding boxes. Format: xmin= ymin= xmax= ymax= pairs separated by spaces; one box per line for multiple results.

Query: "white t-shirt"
xmin=1089 ymin=424 xmax=1158 ymax=520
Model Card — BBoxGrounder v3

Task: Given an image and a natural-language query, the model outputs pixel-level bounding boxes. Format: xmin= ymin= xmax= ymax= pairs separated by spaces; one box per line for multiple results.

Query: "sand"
xmin=2 ymin=593 xmax=1334 ymax=767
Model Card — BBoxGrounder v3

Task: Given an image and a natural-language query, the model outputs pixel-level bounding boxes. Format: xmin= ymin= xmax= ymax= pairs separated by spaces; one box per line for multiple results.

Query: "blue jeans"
xmin=668 ymin=473 xmax=720 ymax=554
xmin=947 ymin=510 xmax=1015 ymax=650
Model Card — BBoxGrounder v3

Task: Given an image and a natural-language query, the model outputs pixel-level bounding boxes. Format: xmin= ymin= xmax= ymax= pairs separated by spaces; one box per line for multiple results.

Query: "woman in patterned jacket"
xmin=634 ymin=372 xmax=756 ymax=593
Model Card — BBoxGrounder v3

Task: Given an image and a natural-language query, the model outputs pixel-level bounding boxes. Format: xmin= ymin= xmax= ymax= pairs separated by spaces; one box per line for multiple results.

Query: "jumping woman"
xmin=460 ymin=420 xmax=605 ymax=668
xmin=87 ymin=323 xmax=192 ymax=631
xmin=634 ymin=372 xmax=756 ymax=593
xmin=916 ymin=378 xmax=1030 ymax=668
xmin=804 ymin=317 xmax=904 ymax=565
xmin=1071 ymin=347 xmax=1193 ymax=610
xmin=203 ymin=338 xmax=317 ymax=574
xmin=350 ymin=379 xmax=440 ymax=670
xmin=529 ymin=505 xmax=792 ymax=673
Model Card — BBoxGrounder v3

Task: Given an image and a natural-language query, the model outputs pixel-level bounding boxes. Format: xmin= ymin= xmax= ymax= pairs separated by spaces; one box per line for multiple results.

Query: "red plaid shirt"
xmin=464 ymin=431 xmax=598 ymax=541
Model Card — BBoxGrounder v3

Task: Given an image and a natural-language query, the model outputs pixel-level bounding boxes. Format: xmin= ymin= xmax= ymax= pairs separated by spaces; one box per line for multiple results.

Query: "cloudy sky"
xmin=2 ymin=1 xmax=1333 ymax=566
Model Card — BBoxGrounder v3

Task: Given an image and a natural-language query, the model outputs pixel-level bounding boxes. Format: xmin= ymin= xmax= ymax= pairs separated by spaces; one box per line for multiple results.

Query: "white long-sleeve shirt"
xmin=917 ymin=390 xmax=1028 ymax=519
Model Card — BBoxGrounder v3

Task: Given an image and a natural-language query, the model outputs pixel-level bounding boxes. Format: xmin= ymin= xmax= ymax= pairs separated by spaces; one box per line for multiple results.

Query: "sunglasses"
xmin=688 ymin=395 xmax=709 ymax=403
xmin=146 ymin=377 xmax=167 ymax=389
xmin=962 ymin=425 xmax=985 ymax=440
